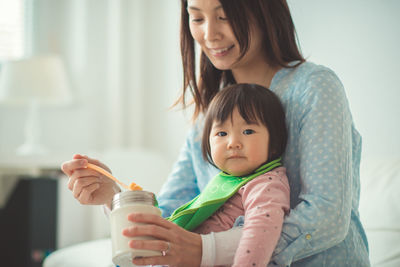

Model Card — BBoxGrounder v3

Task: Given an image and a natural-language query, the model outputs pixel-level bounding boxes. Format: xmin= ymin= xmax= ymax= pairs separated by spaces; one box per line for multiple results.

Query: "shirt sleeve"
xmin=157 ymin=126 xmax=201 ymax=217
xmin=201 ymin=226 xmax=243 ymax=267
xmin=200 ymin=232 xmax=216 ymax=267
xmin=270 ymin=69 xmax=356 ymax=266
xmin=233 ymin=171 xmax=290 ymax=267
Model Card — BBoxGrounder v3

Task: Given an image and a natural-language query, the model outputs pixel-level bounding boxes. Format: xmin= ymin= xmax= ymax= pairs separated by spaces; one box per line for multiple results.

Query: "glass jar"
xmin=110 ymin=190 xmax=161 ymax=267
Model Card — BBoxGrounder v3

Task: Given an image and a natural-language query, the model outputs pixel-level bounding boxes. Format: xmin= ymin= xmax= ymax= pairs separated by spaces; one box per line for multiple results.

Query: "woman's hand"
xmin=123 ymin=213 xmax=202 ymax=267
xmin=61 ymin=154 xmax=121 ymax=207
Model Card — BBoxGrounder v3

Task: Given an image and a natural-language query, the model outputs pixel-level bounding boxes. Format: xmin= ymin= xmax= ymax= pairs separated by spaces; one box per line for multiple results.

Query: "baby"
xmin=168 ymin=83 xmax=290 ymax=266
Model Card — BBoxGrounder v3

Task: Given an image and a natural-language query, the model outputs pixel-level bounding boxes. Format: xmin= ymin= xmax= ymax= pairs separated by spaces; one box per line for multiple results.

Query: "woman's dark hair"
xmin=178 ymin=0 xmax=304 ymax=119
xmin=201 ymin=83 xmax=288 ymax=165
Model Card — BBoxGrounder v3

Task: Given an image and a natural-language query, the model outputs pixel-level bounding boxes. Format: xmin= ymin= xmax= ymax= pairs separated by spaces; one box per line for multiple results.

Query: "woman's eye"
xmin=189 ymin=16 xmax=203 ymax=23
xmin=243 ymin=129 xmax=254 ymax=135
xmin=217 ymin=132 xmax=227 ymax=137
xmin=219 ymin=16 xmax=228 ymax=21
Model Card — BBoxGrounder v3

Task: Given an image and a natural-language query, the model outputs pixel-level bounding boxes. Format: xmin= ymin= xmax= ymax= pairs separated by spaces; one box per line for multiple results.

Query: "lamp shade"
xmin=0 ymin=54 xmax=72 ymax=105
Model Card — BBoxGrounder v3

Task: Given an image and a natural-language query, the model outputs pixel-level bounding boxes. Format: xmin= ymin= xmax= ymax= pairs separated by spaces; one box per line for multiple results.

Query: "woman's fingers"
xmin=77 ymin=183 xmax=100 ymax=204
xmin=124 ymin=213 xmax=178 ymax=241
xmin=123 ymin=222 xmax=171 ymax=241
xmin=61 ymin=158 xmax=87 ymax=177
xmin=129 ymin=239 xmax=169 ymax=252
xmin=130 ymin=240 xmax=175 ymax=266
xmin=122 ymin=214 xmax=177 ymax=266
xmin=130 ymin=233 xmax=201 ymax=267
xmin=72 ymin=153 xmax=87 ymax=160
xmin=60 ymin=154 xmax=119 ymax=206
xmin=123 ymin=213 xmax=202 ymax=267
xmin=72 ymin=177 xmax=100 ymax=198
xmin=67 ymin=168 xmax=101 ymax=190
xmin=62 ymin=154 xmax=111 ymax=178
xmin=128 ymin=213 xmax=175 ymax=230
xmin=84 ymin=156 xmax=112 ymax=173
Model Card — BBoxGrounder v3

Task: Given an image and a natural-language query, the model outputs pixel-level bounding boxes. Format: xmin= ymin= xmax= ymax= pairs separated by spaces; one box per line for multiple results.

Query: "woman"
xmin=62 ymin=0 xmax=370 ymax=266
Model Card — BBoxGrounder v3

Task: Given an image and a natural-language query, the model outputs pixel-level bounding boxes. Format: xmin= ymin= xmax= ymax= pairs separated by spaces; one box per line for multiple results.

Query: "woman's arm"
xmin=157 ymin=126 xmax=202 ymax=217
xmin=270 ymin=68 xmax=357 ymax=265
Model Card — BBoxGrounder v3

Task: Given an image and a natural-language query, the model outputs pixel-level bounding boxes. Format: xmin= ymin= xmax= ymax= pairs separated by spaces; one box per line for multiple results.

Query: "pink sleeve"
xmin=232 ymin=169 xmax=290 ymax=267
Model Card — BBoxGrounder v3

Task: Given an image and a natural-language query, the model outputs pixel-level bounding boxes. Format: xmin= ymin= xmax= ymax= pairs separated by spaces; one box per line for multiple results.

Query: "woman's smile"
xmin=207 ymin=44 xmax=235 ymax=57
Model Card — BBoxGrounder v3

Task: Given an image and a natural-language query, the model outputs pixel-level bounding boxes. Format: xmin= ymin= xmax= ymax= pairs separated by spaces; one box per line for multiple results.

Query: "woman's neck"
xmin=232 ymin=61 xmax=280 ymax=88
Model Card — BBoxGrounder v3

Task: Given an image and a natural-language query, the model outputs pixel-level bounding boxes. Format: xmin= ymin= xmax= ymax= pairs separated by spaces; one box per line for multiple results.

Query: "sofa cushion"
xmin=43 ymin=238 xmax=112 ymax=267
xmin=359 ymin=156 xmax=400 ymax=267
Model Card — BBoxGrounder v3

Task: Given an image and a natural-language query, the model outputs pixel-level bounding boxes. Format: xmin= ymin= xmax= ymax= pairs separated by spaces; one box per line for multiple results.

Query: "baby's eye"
xmin=217 ymin=131 xmax=227 ymax=137
xmin=243 ymin=129 xmax=254 ymax=135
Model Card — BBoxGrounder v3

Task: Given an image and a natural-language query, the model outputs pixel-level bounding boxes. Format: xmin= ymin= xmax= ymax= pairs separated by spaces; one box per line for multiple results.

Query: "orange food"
xmin=129 ymin=182 xmax=143 ymax=191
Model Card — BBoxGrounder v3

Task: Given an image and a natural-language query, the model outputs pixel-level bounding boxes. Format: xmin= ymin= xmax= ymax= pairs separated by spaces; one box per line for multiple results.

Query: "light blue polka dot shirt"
xmin=157 ymin=62 xmax=370 ymax=266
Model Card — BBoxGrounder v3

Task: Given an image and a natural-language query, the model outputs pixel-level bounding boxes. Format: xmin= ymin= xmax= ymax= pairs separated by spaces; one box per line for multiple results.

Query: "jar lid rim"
xmin=111 ymin=190 xmax=156 ymax=210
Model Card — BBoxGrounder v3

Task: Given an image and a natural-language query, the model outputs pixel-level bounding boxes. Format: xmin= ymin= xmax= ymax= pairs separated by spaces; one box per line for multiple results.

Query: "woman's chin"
xmin=216 ymin=62 xmax=238 ymax=71
xmin=207 ymin=57 xmax=236 ymax=71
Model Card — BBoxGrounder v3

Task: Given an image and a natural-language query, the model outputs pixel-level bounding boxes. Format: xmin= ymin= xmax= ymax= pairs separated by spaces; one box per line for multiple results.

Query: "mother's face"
xmin=187 ymin=0 xmax=265 ymax=73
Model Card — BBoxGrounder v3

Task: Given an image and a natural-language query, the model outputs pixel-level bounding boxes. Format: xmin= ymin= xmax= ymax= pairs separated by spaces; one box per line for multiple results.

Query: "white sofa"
xmin=44 ymin=238 xmax=113 ymax=267
xmin=44 ymin=156 xmax=400 ymax=267
xmin=359 ymin=156 xmax=400 ymax=267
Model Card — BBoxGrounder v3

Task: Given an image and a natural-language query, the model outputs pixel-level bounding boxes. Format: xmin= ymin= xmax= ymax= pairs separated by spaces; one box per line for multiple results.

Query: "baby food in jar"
xmin=110 ymin=190 xmax=161 ymax=267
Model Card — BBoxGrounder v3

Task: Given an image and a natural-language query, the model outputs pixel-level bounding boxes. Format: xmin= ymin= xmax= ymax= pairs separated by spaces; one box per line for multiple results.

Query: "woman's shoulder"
xmin=288 ymin=61 xmax=340 ymax=83
xmin=279 ymin=61 xmax=344 ymax=97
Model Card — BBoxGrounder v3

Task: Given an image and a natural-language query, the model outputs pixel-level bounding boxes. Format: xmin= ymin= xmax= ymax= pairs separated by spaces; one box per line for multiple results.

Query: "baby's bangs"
xmin=237 ymin=104 xmax=261 ymax=125
xmin=212 ymin=96 xmax=236 ymax=124
xmin=212 ymin=89 xmax=262 ymax=126
xmin=236 ymin=87 xmax=264 ymax=125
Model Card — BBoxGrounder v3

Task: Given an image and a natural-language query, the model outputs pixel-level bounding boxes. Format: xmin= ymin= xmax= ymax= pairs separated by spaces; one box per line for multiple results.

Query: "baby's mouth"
xmin=228 ymin=154 xmax=244 ymax=159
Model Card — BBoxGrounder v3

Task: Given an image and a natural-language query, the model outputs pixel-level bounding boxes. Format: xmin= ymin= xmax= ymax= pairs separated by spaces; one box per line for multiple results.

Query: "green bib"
xmin=167 ymin=158 xmax=282 ymax=231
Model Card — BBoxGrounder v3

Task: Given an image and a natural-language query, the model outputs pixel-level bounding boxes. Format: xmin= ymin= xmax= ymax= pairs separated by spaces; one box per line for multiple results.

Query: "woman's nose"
xmin=204 ymin=20 xmax=221 ymax=41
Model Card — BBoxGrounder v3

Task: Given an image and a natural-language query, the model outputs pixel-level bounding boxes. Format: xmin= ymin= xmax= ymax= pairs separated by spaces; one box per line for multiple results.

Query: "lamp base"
xmin=17 ymin=99 xmax=48 ymax=156
xmin=16 ymin=143 xmax=48 ymax=156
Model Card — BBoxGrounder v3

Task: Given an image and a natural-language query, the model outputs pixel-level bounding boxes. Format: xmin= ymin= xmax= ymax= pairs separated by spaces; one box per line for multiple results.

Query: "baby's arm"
xmin=233 ymin=169 xmax=290 ymax=267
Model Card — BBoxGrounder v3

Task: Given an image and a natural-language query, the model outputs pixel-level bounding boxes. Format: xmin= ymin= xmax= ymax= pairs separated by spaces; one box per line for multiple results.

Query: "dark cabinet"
xmin=0 ymin=177 xmax=57 ymax=267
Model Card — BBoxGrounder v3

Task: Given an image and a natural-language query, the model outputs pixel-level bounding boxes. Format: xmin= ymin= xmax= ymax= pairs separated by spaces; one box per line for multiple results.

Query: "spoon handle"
xmin=87 ymin=163 xmax=129 ymax=190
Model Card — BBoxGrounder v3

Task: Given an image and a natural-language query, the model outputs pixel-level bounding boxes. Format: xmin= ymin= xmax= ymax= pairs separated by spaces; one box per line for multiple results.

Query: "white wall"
xmin=0 ymin=0 xmax=188 ymax=163
xmin=0 ymin=0 xmax=399 ymax=248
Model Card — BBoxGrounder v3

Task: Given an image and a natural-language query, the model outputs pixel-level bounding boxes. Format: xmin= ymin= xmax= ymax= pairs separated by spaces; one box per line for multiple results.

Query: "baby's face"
xmin=209 ymin=108 xmax=270 ymax=176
